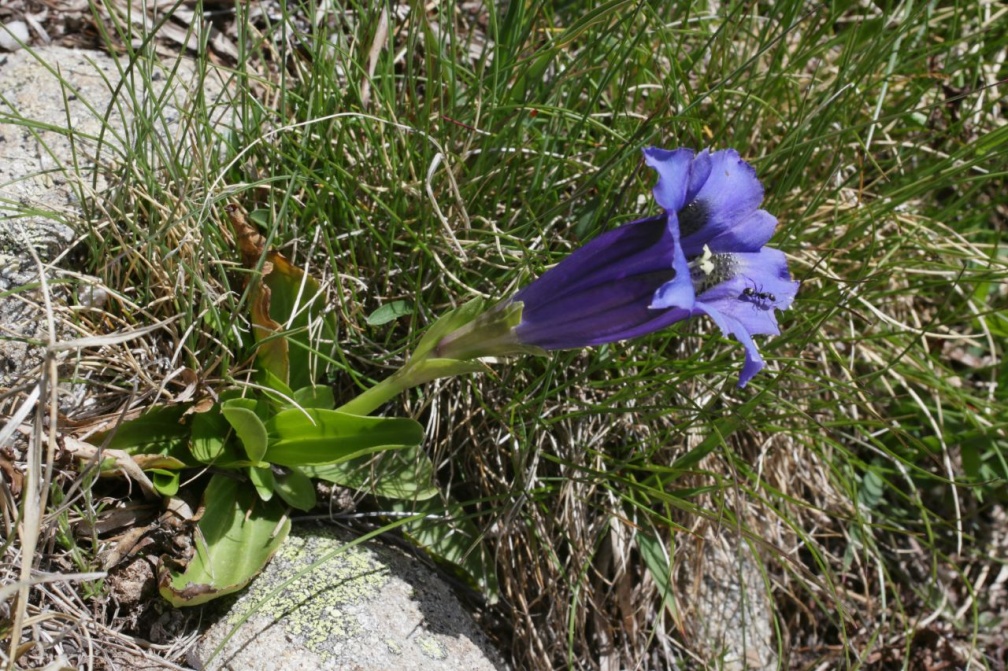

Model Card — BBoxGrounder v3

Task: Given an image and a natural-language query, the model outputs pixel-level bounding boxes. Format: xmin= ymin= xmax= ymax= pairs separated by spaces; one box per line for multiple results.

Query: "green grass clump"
xmin=4 ymin=0 xmax=1006 ymax=669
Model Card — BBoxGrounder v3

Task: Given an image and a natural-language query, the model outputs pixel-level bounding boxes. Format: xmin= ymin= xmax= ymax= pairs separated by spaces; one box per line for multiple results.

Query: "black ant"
xmin=742 ymin=283 xmax=775 ymax=308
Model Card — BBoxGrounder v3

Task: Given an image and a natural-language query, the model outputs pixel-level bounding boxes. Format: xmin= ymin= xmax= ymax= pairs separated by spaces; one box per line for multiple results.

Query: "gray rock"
xmin=192 ymin=526 xmax=506 ymax=671
xmin=680 ymin=527 xmax=777 ymax=670
xmin=0 ymin=45 xmax=225 ymax=396
xmin=0 ymin=46 xmax=108 ymax=394
xmin=0 ymin=46 xmax=125 ymax=290
xmin=0 ymin=21 xmax=29 ymax=52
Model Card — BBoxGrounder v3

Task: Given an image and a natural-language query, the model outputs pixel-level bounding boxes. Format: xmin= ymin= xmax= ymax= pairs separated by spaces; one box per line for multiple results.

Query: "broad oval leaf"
xmin=190 ymin=405 xmax=243 ymax=466
xmin=132 ymin=454 xmax=189 ymax=471
xmin=250 ymin=281 xmax=290 ymax=386
xmin=258 ymin=368 xmax=296 ymax=408
xmin=273 ymin=467 xmax=316 ymax=511
xmin=227 ymin=205 xmax=337 ymax=392
xmin=221 ymin=401 xmax=269 ymax=464
xmin=150 ymin=469 xmax=181 ymax=497
xmin=262 ymin=250 xmax=338 ymax=391
xmin=365 ymin=300 xmax=413 ymax=326
xmin=292 ymin=385 xmax=335 ymax=410
xmin=220 ymin=395 xmax=264 ymax=417
xmin=226 ymin=205 xmax=290 ymax=386
xmin=96 ymin=404 xmax=193 ymax=463
xmin=264 ymin=408 xmax=423 ymax=467
xmin=158 ymin=474 xmax=289 ymax=607
xmin=249 ymin=465 xmax=275 ymax=501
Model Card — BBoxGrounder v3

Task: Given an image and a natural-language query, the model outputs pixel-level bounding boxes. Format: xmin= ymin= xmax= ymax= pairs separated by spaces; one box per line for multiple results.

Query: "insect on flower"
xmin=742 ymin=283 xmax=776 ymax=309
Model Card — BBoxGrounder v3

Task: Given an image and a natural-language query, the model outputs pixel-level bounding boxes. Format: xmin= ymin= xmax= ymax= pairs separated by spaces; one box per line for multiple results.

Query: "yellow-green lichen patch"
xmin=226 ymin=528 xmax=391 ymax=665
xmin=384 ymin=638 xmax=402 ymax=655
xmin=416 ymin=634 xmax=448 ymax=660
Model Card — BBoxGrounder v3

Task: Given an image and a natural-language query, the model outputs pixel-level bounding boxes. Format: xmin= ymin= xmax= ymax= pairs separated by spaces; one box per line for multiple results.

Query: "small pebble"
xmin=0 ymin=21 xmax=30 ymax=52
xmin=77 ymin=282 xmax=110 ymax=310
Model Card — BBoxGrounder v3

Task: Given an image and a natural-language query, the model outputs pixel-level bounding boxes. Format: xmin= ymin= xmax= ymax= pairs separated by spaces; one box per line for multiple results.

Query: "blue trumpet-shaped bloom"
xmin=508 ymin=147 xmax=798 ymax=387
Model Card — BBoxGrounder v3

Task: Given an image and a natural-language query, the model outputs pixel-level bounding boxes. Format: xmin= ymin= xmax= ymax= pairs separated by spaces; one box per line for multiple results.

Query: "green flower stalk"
xmin=335 ymin=299 xmax=529 ymax=416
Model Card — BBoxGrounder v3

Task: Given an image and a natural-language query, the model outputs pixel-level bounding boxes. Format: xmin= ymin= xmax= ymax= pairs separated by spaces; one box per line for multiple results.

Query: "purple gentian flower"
xmin=507 ymin=147 xmax=798 ymax=387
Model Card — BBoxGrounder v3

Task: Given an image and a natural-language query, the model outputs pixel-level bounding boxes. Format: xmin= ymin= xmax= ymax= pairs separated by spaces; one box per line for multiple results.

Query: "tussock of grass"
xmin=2 ymin=0 xmax=1007 ymax=669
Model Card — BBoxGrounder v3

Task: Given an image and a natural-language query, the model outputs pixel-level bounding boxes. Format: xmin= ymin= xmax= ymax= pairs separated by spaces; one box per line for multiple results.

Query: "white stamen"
xmin=687 ymin=247 xmax=741 ymax=294
xmin=698 ymin=245 xmax=715 ymax=275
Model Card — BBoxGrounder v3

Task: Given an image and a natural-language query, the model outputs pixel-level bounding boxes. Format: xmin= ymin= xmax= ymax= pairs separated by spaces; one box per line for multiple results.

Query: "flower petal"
xmin=697 ymin=247 xmax=799 ymax=336
xmin=643 ymin=147 xmax=694 ymax=213
xmin=698 ymin=282 xmax=782 ymax=336
xmin=685 ymin=149 xmax=712 ymax=204
xmin=692 ymin=301 xmax=765 ymax=388
xmin=680 ymin=149 xmax=766 ymax=254
xmin=511 ymin=214 xmax=693 ymax=349
xmin=648 ymin=211 xmax=695 ymax=310
xmin=512 ymin=215 xmax=672 ymax=310
xmin=705 ymin=208 xmax=778 ymax=254
xmin=516 ymin=286 xmax=690 ymax=348
xmin=650 ymin=274 xmax=696 ymax=311
xmin=735 ymin=247 xmax=800 ymax=311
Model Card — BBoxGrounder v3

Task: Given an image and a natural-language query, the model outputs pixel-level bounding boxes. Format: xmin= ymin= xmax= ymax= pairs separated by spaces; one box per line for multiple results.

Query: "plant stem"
xmin=335 ymin=367 xmax=415 ymax=416
xmin=336 ymin=355 xmax=490 ymax=416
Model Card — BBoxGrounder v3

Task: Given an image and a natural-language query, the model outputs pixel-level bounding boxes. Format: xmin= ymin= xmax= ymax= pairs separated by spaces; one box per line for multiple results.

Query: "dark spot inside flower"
xmin=678 ymin=200 xmax=708 ymax=237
